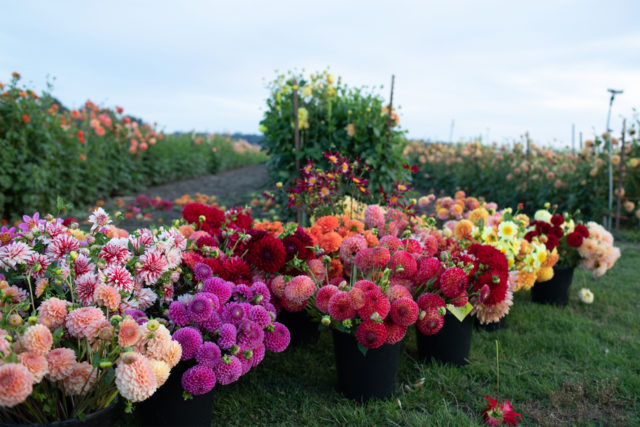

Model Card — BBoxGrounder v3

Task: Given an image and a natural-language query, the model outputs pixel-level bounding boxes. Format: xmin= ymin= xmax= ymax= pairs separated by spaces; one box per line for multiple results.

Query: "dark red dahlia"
xmin=550 ymin=225 xmax=564 ymax=239
xmin=196 ymin=235 xmax=218 ymax=249
xmin=524 ymin=230 xmax=538 ymax=242
xmin=574 ymin=224 xmax=589 ymax=238
xmin=551 ymin=214 xmax=564 ymax=226
xmin=247 ymin=234 xmax=286 ymax=274
xmin=544 ymin=234 xmax=559 ymax=251
xmin=223 ymin=257 xmax=252 ymax=283
xmin=566 ymin=232 xmax=584 ymax=248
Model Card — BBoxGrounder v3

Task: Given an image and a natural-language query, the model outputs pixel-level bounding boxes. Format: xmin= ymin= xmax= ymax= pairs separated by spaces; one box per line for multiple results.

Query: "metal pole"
xmin=571 ymin=123 xmax=575 ymax=153
xmin=605 ymin=89 xmax=623 ymax=229
xmin=386 ymin=75 xmax=395 ymax=147
xmin=449 ymin=119 xmax=455 ymax=143
xmin=292 ymin=79 xmax=302 ymax=225
xmin=615 ymin=119 xmax=626 ymax=232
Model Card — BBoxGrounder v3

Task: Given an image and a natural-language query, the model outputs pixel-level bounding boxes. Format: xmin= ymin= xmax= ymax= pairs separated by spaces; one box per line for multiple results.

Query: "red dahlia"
xmin=574 ymin=224 xmax=589 ymax=238
xmin=356 ymin=320 xmax=387 ymax=349
xmin=551 ymin=214 xmax=565 ymax=226
xmin=358 ymin=289 xmax=391 ymax=320
xmin=247 ymin=235 xmax=286 ymax=274
xmin=566 ymin=231 xmax=584 ymax=248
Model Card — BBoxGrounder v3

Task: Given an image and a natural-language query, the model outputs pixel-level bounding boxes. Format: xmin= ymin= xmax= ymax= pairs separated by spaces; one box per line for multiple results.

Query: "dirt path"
xmin=130 ymin=164 xmax=268 ymax=203
xmin=109 ymin=164 xmax=269 ymax=229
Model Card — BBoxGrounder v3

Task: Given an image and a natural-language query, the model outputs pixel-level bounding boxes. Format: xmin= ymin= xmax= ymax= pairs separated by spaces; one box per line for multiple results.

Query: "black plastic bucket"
xmin=278 ymin=309 xmax=319 ymax=346
xmin=531 ymin=266 xmax=574 ymax=306
xmin=332 ymin=329 xmax=402 ymax=401
xmin=416 ymin=312 xmax=473 ymax=366
xmin=0 ymin=399 xmax=116 ymax=427
xmin=474 ymin=316 xmax=506 ymax=332
xmin=137 ymin=363 xmax=214 ymax=427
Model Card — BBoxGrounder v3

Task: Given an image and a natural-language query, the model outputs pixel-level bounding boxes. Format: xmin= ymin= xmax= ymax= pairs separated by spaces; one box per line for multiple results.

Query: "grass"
xmin=201 ymin=243 xmax=640 ymax=426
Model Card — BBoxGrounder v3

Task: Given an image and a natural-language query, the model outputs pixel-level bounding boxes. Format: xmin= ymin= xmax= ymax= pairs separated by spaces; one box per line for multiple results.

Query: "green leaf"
xmin=446 ymin=303 xmax=473 ymax=322
xmin=357 ymin=342 xmax=368 ymax=357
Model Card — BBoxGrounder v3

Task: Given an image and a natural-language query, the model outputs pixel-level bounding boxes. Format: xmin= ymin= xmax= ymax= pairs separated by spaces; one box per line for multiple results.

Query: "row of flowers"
xmin=404 ymin=130 xmax=640 ymax=226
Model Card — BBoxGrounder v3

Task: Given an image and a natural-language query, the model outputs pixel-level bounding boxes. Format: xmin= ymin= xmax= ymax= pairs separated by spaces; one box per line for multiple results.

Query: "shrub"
xmin=259 ymin=70 xmax=411 ymax=194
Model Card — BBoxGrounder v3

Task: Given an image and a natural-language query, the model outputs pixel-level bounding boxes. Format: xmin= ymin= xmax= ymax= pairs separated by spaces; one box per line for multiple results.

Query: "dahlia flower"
xmin=0 ymin=363 xmax=33 ymax=408
xmin=115 ymin=352 xmax=158 ymax=402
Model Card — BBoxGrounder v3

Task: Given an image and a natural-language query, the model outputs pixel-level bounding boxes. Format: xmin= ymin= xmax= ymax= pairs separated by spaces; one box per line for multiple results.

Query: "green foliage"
xmin=406 ymin=128 xmax=640 ymax=224
xmin=260 ymin=69 xmax=411 ymax=194
xmin=0 ymin=74 xmax=265 ymax=222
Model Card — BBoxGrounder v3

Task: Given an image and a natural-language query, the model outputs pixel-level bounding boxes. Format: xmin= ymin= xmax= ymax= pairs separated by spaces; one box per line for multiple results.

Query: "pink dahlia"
xmin=283 ymin=275 xmax=316 ymax=305
xmin=75 ymin=272 xmax=99 ymax=305
xmin=249 ymin=305 xmax=272 ymax=329
xmin=138 ymin=249 xmax=168 ymax=285
xmin=379 ymin=235 xmax=402 ymax=252
xmin=21 ymin=324 xmax=53 ymax=356
xmin=115 ymin=352 xmax=157 ymax=402
xmin=99 ymin=240 xmax=131 ymax=265
xmin=356 ymin=320 xmax=387 ymax=349
xmin=46 ymin=348 xmax=76 ymax=381
xmin=0 ymin=241 xmax=34 ymax=269
xmin=417 ymin=293 xmax=446 ymax=312
xmin=387 ymin=285 xmax=412 ymax=302
xmin=328 ymin=291 xmax=356 ymax=322
xmin=439 ymin=267 xmax=468 ymax=298
xmin=264 ymin=322 xmax=290 ymax=352
xmin=18 ymin=352 xmax=48 ymax=383
xmin=172 ymin=327 xmax=203 ymax=360
xmin=364 ymin=205 xmax=386 ymax=229
xmin=415 ymin=257 xmax=441 ymax=284
xmin=358 ymin=289 xmax=391 ymax=320
xmin=37 ymin=297 xmax=68 ymax=329
xmin=214 ymin=355 xmax=242 ymax=385
xmin=217 ymin=323 xmax=237 ymax=350
xmin=417 ymin=311 xmax=444 ymax=335
xmin=188 ymin=294 xmax=214 ymax=323
xmin=182 ymin=365 xmax=216 ymax=395
xmin=46 ymin=234 xmax=81 ymax=260
xmin=203 ymin=277 xmax=233 ymax=303
xmin=384 ymin=319 xmax=407 ymax=344
xmin=389 ymin=250 xmax=417 ymax=279
xmin=316 ymin=285 xmax=340 ymax=313
xmin=0 ymin=363 xmax=33 ymax=407
xmin=237 ymin=320 xmax=264 ymax=349
xmin=339 ymin=235 xmax=367 ymax=265
xmin=196 ymin=342 xmax=222 ymax=368
xmin=65 ymin=307 xmax=106 ymax=340
xmin=104 ymin=265 xmax=135 ymax=293
xmin=390 ymin=297 xmax=419 ymax=326
xmin=348 ymin=287 xmax=366 ymax=310
xmin=63 ymin=362 xmax=98 ymax=395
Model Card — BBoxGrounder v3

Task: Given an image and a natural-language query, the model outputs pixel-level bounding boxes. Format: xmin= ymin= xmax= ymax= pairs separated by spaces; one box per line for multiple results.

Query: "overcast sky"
xmin=2 ymin=1 xmax=639 ymax=146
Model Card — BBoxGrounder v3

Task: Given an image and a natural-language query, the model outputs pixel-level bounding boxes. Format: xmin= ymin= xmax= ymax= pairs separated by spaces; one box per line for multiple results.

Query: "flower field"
xmin=0 ymin=73 xmax=267 ymax=223
xmin=0 ymin=68 xmax=638 ymax=427
xmin=405 ymin=132 xmax=640 ymax=226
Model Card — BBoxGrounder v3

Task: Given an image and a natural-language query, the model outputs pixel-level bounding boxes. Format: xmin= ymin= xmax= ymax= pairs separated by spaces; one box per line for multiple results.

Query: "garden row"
xmin=0 ymin=150 xmax=622 ymax=426
xmin=404 ymin=134 xmax=640 ymax=226
xmin=0 ymin=72 xmax=266 ymax=223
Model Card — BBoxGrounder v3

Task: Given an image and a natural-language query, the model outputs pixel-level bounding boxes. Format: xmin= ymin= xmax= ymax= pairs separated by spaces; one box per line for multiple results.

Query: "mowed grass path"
xmin=209 ymin=243 xmax=640 ymax=426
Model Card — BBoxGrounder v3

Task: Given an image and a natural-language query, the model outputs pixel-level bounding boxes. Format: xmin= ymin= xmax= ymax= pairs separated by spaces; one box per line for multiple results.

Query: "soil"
xmin=108 ymin=164 xmax=269 ymax=230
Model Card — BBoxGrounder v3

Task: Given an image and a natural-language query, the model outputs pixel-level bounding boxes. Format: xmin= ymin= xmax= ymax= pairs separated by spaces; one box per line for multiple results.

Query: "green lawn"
xmin=205 ymin=242 xmax=640 ymax=426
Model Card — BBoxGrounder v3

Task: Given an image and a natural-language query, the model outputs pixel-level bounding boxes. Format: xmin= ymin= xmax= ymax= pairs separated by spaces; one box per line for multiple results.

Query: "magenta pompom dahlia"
xmin=181 ymin=365 xmax=216 ymax=395
xmin=188 ymin=294 xmax=214 ymax=323
xmin=264 ymin=322 xmax=290 ymax=352
xmin=172 ymin=327 xmax=203 ymax=360
xmin=195 ymin=342 xmax=222 ymax=368
xmin=214 ymin=355 xmax=243 ymax=385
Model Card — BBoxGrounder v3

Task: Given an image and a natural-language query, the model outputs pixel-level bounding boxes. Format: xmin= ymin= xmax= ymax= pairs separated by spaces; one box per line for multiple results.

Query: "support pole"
xmin=292 ymin=79 xmax=302 ymax=224
xmin=386 ymin=75 xmax=395 ymax=146
xmin=615 ymin=120 xmax=626 ymax=232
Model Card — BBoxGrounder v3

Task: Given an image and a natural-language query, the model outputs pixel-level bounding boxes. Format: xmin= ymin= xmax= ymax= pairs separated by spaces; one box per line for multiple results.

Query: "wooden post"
xmin=292 ymin=79 xmax=302 ymax=224
xmin=615 ymin=119 xmax=626 ymax=232
xmin=386 ymin=75 xmax=395 ymax=146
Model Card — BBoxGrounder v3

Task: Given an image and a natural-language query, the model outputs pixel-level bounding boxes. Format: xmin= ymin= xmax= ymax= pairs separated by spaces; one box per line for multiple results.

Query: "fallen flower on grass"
xmin=578 ymin=288 xmax=594 ymax=304
xmin=482 ymin=395 xmax=521 ymax=426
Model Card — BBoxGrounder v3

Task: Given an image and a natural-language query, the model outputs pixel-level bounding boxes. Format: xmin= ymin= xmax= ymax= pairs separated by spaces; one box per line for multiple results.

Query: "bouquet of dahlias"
xmin=0 ymin=209 xmax=185 ymax=423
xmin=577 ymin=222 xmax=621 ymax=277
xmin=179 ymin=203 xmax=321 ymax=316
xmin=523 ymin=209 xmax=607 ymax=279
xmin=165 ymin=269 xmax=290 ymax=397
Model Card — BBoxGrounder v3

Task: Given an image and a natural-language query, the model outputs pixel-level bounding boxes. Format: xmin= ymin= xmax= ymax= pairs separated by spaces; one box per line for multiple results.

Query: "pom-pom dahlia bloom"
xmin=115 ymin=352 xmax=158 ymax=402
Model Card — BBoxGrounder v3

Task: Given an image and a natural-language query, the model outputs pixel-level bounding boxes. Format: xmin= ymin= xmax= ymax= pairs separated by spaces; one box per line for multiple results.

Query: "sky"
xmin=2 ymin=1 xmax=639 ymax=147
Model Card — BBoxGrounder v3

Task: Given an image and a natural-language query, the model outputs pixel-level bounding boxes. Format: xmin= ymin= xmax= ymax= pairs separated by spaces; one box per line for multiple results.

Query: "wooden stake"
xmin=615 ymin=119 xmax=626 ymax=232
xmin=292 ymin=79 xmax=302 ymax=224
xmin=387 ymin=75 xmax=395 ymax=146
